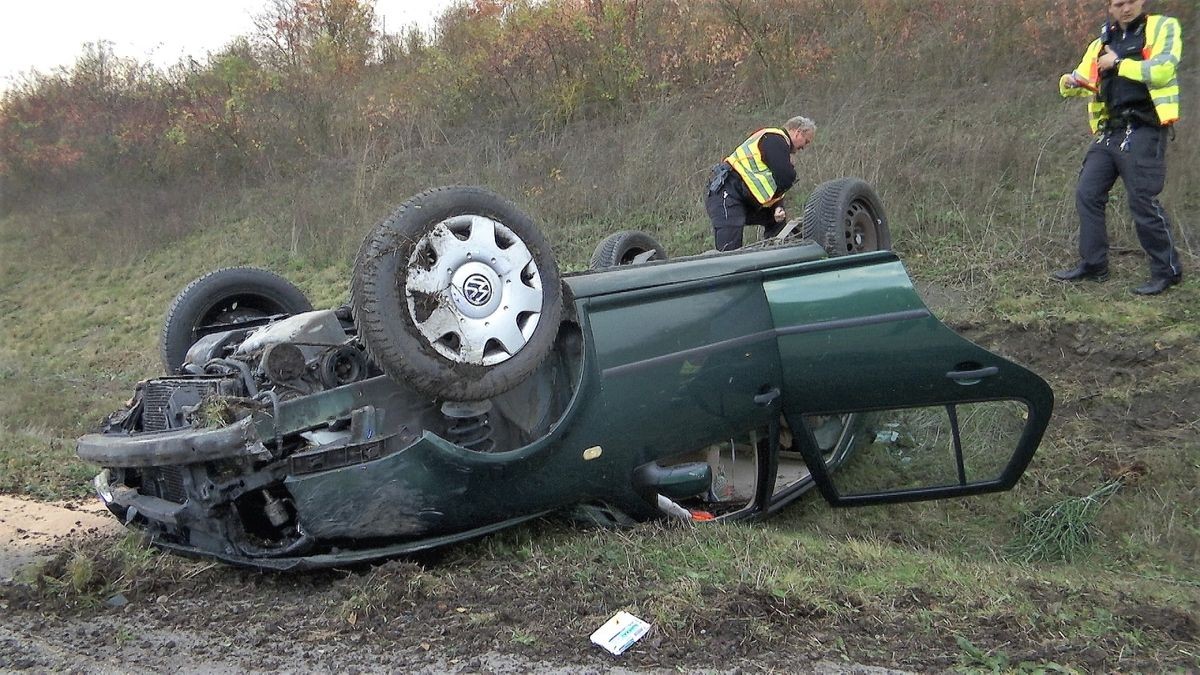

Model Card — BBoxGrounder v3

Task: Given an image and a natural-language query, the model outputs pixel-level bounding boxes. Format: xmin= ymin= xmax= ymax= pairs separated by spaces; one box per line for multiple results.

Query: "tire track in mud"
xmin=0 ymin=611 xmax=908 ymax=674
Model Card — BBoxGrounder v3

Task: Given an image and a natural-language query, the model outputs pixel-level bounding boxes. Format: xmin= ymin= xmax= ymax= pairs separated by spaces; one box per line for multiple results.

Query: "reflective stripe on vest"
xmin=1144 ymin=14 xmax=1180 ymax=125
xmin=724 ymin=128 xmax=789 ymax=206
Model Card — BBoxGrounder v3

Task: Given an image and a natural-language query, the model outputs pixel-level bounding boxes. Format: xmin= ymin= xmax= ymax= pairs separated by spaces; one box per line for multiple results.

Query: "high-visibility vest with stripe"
xmin=724 ymin=128 xmax=790 ymax=206
xmin=1059 ymin=14 xmax=1181 ymax=132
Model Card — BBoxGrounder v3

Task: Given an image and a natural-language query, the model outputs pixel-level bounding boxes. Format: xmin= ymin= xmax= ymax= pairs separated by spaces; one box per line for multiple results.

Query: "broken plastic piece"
xmin=655 ymin=494 xmax=691 ymax=521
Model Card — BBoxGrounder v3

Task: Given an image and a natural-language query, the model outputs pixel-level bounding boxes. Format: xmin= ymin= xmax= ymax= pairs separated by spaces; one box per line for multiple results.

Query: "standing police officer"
xmin=705 ymin=116 xmax=816 ymax=251
xmin=1053 ymin=0 xmax=1183 ymax=295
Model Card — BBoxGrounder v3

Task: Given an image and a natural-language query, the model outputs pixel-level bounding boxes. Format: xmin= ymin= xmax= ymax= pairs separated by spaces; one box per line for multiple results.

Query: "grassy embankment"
xmin=1 ymin=1 xmax=1197 ymax=670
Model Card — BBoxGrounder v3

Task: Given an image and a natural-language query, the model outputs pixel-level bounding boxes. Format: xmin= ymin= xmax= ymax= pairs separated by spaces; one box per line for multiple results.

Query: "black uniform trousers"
xmin=1076 ymin=124 xmax=1181 ymax=280
xmin=705 ymin=176 xmax=784 ymax=251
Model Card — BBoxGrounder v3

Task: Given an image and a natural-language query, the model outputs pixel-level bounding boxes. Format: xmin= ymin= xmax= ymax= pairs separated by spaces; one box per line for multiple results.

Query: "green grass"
xmin=414 ymin=518 xmax=1194 ymax=667
xmin=0 ymin=425 xmax=96 ymax=499
xmin=0 ymin=207 xmax=362 ymax=497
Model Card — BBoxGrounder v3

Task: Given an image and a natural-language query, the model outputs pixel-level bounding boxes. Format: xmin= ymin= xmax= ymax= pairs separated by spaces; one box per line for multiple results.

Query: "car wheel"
xmin=161 ymin=267 xmax=313 ymax=373
xmin=800 ymin=178 xmax=891 ymax=256
xmin=351 ymin=186 xmax=564 ymax=401
xmin=588 ymin=230 xmax=668 ymax=269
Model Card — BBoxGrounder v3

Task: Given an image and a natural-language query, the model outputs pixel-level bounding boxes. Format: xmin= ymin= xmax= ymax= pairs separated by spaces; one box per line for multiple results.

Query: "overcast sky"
xmin=0 ymin=0 xmax=455 ymax=91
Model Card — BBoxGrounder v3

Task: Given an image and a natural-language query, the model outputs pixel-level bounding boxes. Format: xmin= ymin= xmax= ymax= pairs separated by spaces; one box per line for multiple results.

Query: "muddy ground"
xmin=0 ymin=503 xmax=914 ymax=674
xmin=1 ymin=321 xmax=1196 ymax=673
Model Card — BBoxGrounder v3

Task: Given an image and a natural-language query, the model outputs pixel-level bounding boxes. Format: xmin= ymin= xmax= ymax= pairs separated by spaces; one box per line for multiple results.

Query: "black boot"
xmin=1132 ymin=274 xmax=1182 ymax=296
xmin=1051 ymin=263 xmax=1109 ymax=283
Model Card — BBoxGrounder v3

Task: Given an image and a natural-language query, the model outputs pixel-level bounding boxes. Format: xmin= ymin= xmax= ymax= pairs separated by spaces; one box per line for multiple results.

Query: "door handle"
xmin=946 ymin=366 xmax=999 ymax=383
xmin=754 ymin=387 xmax=781 ymax=407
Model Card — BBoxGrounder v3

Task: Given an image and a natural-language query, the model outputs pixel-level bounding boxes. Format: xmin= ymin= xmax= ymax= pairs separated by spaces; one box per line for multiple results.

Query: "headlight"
xmin=93 ymin=469 xmax=114 ymax=504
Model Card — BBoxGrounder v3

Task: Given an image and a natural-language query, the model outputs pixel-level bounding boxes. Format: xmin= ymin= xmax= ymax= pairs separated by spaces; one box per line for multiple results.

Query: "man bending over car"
xmin=704 ymin=116 xmax=816 ymax=251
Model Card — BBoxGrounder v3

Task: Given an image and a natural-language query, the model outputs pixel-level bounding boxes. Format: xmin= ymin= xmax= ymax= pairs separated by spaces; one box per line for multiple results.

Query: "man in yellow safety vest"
xmin=704 ymin=116 xmax=816 ymax=251
xmin=1052 ymin=0 xmax=1183 ymax=295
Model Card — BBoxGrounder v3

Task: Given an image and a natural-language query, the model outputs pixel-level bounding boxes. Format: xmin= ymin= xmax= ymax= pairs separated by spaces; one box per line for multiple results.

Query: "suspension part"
xmin=440 ymin=400 xmax=495 ymax=452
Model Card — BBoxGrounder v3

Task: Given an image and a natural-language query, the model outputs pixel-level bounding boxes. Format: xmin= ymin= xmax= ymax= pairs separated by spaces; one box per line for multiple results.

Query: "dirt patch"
xmin=0 ymin=495 xmax=119 ymax=582
xmin=3 ymin=528 xmax=1196 ymax=673
xmin=1119 ymin=604 xmax=1199 ymax=642
xmin=0 ymin=543 xmax=915 ymax=673
xmin=956 ymin=322 xmax=1181 ymax=390
xmin=958 ymin=321 xmax=1199 ymax=447
xmin=1072 ymin=393 xmax=1200 ymax=445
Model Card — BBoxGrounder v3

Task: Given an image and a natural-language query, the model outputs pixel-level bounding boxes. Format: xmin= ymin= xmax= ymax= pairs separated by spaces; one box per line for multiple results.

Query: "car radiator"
xmin=140 ymin=466 xmax=188 ymax=503
xmin=142 ymin=377 xmax=228 ymax=432
xmin=139 ymin=377 xmax=231 ymax=504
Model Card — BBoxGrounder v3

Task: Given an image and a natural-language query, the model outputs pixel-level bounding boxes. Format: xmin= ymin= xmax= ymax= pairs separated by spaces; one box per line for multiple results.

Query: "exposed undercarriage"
xmin=84 ymin=307 xmax=587 ymax=567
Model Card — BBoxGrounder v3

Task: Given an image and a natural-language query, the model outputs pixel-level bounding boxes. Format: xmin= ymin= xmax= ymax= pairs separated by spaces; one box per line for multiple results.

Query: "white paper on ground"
xmin=589 ymin=610 xmax=651 ymax=656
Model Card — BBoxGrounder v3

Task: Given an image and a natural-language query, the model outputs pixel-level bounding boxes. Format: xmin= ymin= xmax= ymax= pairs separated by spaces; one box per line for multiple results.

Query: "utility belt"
xmin=1095 ymin=116 xmax=1168 ymax=152
xmin=1098 ymin=111 xmax=1156 ymax=133
xmin=1099 ymin=121 xmax=1146 ymax=134
xmin=707 ymin=162 xmax=732 ymax=194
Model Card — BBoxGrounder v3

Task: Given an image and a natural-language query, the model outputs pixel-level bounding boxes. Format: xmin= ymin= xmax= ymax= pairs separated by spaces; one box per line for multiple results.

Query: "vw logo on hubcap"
xmin=462 ymin=274 xmax=493 ymax=306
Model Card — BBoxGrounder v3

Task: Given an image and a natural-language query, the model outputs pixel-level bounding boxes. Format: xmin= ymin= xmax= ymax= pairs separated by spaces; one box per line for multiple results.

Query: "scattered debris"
xmin=590 ymin=611 xmax=651 ymax=656
xmin=104 ymin=593 xmax=128 ymax=609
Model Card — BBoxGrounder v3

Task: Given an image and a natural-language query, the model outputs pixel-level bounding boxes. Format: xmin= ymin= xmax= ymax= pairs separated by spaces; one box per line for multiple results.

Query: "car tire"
xmin=161 ymin=267 xmax=313 ymax=373
xmin=588 ymin=230 xmax=668 ymax=269
xmin=351 ymin=186 xmax=564 ymax=401
xmin=800 ymin=178 xmax=891 ymax=256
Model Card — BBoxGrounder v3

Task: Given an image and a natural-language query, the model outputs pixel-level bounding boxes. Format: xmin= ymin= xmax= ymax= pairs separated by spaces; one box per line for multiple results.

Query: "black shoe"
xmin=1052 ymin=263 xmax=1110 ymax=283
xmin=1132 ymin=274 xmax=1182 ymax=296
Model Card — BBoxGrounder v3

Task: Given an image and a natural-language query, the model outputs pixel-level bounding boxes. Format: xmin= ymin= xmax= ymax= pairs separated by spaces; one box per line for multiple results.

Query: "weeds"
xmin=114 ymin=627 xmax=135 ymax=646
xmin=187 ymin=396 xmax=237 ymax=428
xmin=10 ymin=533 xmax=184 ymax=609
xmin=1009 ymin=480 xmax=1124 ymax=564
xmin=510 ymin=630 xmax=538 ymax=646
xmin=954 ymin=635 xmax=1076 ymax=674
xmin=334 ymin=561 xmax=428 ymax=626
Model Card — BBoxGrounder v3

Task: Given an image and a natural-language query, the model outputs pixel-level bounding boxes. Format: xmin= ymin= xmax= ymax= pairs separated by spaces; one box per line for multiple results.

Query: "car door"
xmin=762 ymin=251 xmax=1053 ymax=506
xmin=582 ymin=263 xmax=782 ymax=455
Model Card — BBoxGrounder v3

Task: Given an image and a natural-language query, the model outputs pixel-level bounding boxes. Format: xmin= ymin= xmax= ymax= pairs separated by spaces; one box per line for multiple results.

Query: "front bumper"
xmin=78 ymin=417 xmax=267 ymax=467
xmin=90 ymin=464 xmax=551 ymax=570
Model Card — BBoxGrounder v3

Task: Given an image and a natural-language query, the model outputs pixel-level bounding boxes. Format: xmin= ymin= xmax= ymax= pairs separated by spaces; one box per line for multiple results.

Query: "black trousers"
xmin=1076 ymin=125 xmax=1181 ymax=280
xmin=704 ymin=181 xmax=783 ymax=251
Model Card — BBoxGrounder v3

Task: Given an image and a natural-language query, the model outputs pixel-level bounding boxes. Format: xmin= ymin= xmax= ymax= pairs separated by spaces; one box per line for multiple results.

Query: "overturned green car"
xmin=77 ymin=184 xmax=1053 ymax=570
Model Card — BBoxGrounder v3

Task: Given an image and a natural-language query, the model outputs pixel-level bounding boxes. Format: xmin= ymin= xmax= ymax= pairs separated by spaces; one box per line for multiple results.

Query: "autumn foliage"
xmin=6 ymin=0 xmax=1180 ymax=194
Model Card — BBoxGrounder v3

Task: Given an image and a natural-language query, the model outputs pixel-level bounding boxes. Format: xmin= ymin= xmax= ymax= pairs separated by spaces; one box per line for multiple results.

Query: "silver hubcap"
xmin=404 ymin=215 xmax=544 ymax=366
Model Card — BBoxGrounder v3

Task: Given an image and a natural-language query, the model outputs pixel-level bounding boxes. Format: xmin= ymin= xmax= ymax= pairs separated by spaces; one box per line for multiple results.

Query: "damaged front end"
xmin=78 ymin=307 xmax=583 ymax=570
xmin=78 ymin=309 xmax=392 ymax=567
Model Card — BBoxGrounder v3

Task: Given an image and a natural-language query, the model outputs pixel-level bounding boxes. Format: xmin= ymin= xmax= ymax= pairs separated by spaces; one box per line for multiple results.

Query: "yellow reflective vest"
xmin=724 ymin=128 xmax=791 ymax=206
xmin=1059 ymin=14 xmax=1182 ymax=132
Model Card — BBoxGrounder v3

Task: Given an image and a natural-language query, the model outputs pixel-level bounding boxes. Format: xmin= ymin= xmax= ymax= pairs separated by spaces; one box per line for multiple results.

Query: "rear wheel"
xmin=800 ymin=178 xmax=891 ymax=256
xmin=589 ymin=230 xmax=668 ymax=269
xmin=161 ymin=267 xmax=312 ymax=373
